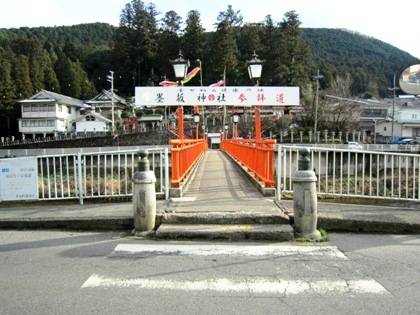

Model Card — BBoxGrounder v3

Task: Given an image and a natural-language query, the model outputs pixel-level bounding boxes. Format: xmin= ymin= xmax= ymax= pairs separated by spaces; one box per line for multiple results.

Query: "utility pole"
xmin=222 ymin=66 xmax=227 ymax=132
xmin=107 ymin=71 xmax=115 ymax=132
xmin=196 ymin=59 xmax=205 ymax=137
xmin=313 ymin=70 xmax=323 ymax=141
xmin=388 ymin=73 xmax=399 ymax=143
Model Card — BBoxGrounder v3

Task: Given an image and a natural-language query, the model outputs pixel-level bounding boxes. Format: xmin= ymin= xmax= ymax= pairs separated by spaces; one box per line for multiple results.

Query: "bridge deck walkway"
xmin=167 ymin=149 xmax=281 ymax=214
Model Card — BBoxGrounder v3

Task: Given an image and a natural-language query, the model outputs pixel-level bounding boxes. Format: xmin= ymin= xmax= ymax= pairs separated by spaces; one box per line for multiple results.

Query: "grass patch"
xmin=318 ymin=227 xmax=330 ymax=241
xmin=294 ymin=227 xmax=330 ymax=242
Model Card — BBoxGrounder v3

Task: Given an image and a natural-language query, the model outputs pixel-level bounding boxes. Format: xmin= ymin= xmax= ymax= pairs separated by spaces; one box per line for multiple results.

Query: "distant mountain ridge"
xmin=1 ymin=22 xmax=419 ymax=138
xmin=1 ymin=23 xmax=419 ymax=97
xmin=302 ymin=28 xmax=420 ymax=95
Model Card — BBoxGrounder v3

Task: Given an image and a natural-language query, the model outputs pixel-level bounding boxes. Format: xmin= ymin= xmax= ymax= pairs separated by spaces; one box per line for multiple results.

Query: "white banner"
xmin=0 ymin=157 xmax=38 ymax=201
xmin=135 ymin=86 xmax=300 ymax=107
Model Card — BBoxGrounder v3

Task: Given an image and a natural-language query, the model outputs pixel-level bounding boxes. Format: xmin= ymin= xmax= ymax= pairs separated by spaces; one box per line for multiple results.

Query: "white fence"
xmin=3 ymin=145 xmax=420 ymax=204
xmin=277 ymin=145 xmax=420 ymax=202
xmin=0 ymin=147 xmax=170 ymax=204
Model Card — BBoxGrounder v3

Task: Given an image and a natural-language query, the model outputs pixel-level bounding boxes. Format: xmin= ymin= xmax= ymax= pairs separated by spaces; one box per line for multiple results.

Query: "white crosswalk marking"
xmin=113 ymin=244 xmax=348 ymax=259
xmin=81 ymin=243 xmax=390 ymax=296
xmin=82 ymin=274 xmax=390 ymax=296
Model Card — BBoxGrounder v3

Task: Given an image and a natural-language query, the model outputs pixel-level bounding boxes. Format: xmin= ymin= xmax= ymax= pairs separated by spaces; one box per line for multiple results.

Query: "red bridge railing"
xmin=169 ymin=138 xmax=208 ymax=187
xmin=221 ymin=138 xmax=276 ymax=188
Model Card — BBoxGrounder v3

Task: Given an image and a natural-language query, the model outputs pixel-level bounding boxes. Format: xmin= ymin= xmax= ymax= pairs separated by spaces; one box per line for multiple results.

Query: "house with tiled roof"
xmin=17 ymin=89 xmax=89 ymax=139
xmin=71 ymin=110 xmax=112 ymax=135
xmin=85 ymin=89 xmax=126 ymax=124
xmin=17 ymin=89 xmax=128 ymax=139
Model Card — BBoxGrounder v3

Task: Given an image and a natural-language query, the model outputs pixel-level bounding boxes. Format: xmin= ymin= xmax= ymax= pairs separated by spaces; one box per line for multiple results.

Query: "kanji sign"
xmin=0 ymin=157 xmax=38 ymax=201
xmin=135 ymin=86 xmax=299 ymax=107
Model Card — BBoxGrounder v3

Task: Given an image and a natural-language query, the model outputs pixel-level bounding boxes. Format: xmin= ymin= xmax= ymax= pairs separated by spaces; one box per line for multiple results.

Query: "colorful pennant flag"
xmin=181 ymin=67 xmax=201 ymax=85
xmin=159 ymin=80 xmax=179 ymax=87
xmin=209 ymin=80 xmax=224 ymax=87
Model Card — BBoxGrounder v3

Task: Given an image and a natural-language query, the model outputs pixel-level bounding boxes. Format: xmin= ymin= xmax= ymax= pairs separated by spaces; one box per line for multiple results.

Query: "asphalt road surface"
xmin=0 ymin=231 xmax=419 ymax=314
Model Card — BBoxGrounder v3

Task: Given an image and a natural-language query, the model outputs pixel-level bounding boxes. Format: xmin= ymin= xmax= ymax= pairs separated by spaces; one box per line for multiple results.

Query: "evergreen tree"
xmin=277 ymin=11 xmax=312 ymax=88
xmin=261 ymin=15 xmax=283 ymax=86
xmin=26 ymin=39 xmax=49 ymax=92
xmin=43 ymin=65 xmax=61 ymax=93
xmin=216 ymin=5 xmax=243 ymax=27
xmin=54 ymin=53 xmax=80 ymax=97
xmin=181 ymin=10 xmax=205 ymax=85
xmin=161 ymin=10 xmax=183 ymax=34
xmin=114 ymin=0 xmax=159 ymax=91
xmin=12 ymin=54 xmax=33 ymax=98
xmin=236 ymin=22 xmax=264 ymax=85
xmin=157 ymin=10 xmax=183 ymax=82
xmin=73 ymin=60 xmax=97 ymax=99
xmin=0 ymin=53 xmax=18 ymax=137
xmin=207 ymin=20 xmax=239 ymax=85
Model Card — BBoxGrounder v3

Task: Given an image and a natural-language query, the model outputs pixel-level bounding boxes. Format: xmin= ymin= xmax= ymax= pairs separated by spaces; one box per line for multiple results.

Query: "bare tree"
xmin=322 ymin=73 xmax=362 ymax=132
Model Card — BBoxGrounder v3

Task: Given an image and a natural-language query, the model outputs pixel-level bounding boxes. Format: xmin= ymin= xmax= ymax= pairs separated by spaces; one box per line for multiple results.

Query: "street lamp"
xmin=232 ymin=113 xmax=239 ymax=139
xmin=170 ymin=51 xmax=189 ymax=80
xmin=247 ymin=51 xmax=264 ymax=84
xmin=246 ymin=52 xmax=264 ymax=141
xmin=193 ymin=112 xmax=200 ymax=139
xmin=224 ymin=123 xmax=229 ymax=139
xmin=170 ymin=51 xmax=189 ymax=140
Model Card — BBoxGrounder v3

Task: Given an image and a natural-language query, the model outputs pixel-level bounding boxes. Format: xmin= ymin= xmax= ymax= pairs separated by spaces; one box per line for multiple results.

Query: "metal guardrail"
xmin=277 ymin=145 xmax=420 ymax=202
xmin=2 ymin=147 xmax=170 ymax=204
xmin=4 ymin=143 xmax=420 ymax=204
xmin=169 ymin=139 xmax=208 ymax=188
xmin=221 ymin=138 xmax=276 ymax=188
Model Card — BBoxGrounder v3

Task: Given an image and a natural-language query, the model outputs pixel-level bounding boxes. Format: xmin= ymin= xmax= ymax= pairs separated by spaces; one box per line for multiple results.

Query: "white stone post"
xmin=292 ymin=148 xmax=321 ymax=240
xmin=132 ymin=150 xmax=156 ymax=234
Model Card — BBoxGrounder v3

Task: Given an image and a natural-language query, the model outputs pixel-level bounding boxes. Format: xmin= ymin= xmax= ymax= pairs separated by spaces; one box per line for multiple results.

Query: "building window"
xmin=86 ymin=115 xmax=95 ymax=121
xmin=412 ymin=114 xmax=418 ymax=119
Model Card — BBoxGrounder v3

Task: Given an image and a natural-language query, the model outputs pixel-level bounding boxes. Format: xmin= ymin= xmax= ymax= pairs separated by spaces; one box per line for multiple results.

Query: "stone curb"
xmin=0 ymin=217 xmax=133 ymax=231
xmin=317 ymin=217 xmax=420 ymax=234
xmin=0 ymin=214 xmax=419 ymax=235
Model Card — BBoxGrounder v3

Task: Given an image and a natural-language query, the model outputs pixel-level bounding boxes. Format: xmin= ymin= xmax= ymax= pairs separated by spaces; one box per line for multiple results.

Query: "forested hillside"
xmin=302 ymin=28 xmax=418 ymax=96
xmin=0 ymin=3 xmax=419 ymax=137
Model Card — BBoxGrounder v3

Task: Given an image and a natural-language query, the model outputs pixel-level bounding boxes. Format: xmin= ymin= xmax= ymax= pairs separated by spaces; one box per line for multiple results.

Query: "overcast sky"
xmin=1 ymin=0 xmax=419 ymax=61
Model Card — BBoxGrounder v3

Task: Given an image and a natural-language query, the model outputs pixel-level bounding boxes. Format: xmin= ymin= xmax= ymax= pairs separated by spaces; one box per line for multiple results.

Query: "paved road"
xmin=1 ymin=231 xmax=419 ymax=314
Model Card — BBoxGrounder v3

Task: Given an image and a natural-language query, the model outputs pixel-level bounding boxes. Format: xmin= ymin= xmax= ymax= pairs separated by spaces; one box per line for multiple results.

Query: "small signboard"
xmin=0 ymin=157 xmax=38 ymax=201
xmin=135 ymin=86 xmax=300 ymax=107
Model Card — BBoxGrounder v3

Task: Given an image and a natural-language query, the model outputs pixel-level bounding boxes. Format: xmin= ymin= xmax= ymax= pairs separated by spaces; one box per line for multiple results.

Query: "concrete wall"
xmin=1 ymin=130 xmax=177 ymax=150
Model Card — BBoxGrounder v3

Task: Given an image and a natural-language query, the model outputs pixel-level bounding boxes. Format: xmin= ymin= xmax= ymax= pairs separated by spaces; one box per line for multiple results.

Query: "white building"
xmin=17 ymin=89 xmax=128 ymax=139
xmin=376 ymin=101 xmax=420 ymax=138
xmin=85 ymin=89 xmax=126 ymax=124
xmin=71 ymin=110 xmax=112 ymax=135
xmin=17 ymin=89 xmax=89 ymax=139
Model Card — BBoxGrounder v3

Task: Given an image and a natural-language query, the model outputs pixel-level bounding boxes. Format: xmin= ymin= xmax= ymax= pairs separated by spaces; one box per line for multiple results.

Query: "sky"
xmin=1 ymin=0 xmax=419 ymax=60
